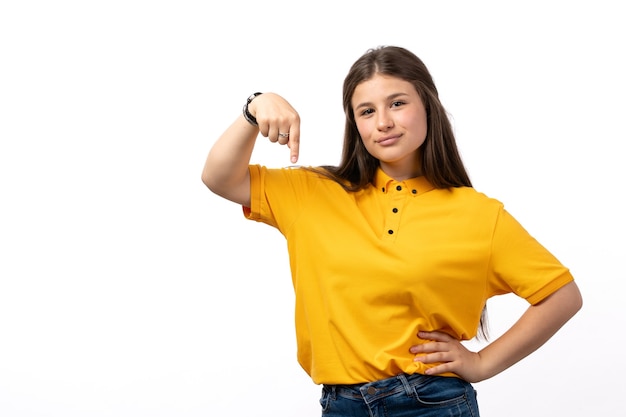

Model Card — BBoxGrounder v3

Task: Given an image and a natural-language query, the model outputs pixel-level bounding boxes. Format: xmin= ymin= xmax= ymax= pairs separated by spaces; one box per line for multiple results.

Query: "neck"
xmin=379 ymin=162 xmax=422 ymax=182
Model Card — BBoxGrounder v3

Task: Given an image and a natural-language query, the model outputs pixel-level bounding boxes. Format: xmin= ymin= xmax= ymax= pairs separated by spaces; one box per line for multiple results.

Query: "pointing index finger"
xmin=288 ymin=124 xmax=300 ymax=163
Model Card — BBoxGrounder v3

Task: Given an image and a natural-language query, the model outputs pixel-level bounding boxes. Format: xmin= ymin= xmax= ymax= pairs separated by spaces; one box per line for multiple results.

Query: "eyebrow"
xmin=353 ymin=92 xmax=410 ymax=111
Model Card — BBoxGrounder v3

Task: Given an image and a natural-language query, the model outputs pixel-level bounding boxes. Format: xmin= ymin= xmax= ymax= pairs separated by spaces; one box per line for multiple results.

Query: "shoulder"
xmin=255 ymin=165 xmax=339 ymax=181
xmin=250 ymin=164 xmax=339 ymax=192
xmin=441 ymin=186 xmax=504 ymax=208
xmin=251 ymin=164 xmax=328 ymax=177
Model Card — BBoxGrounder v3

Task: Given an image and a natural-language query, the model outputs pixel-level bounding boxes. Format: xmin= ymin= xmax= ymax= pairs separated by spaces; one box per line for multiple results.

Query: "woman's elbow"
xmin=201 ymin=171 xmax=224 ymax=196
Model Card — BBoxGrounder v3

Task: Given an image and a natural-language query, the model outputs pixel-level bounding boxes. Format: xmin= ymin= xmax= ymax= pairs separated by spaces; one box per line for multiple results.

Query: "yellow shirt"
xmin=244 ymin=165 xmax=574 ymax=385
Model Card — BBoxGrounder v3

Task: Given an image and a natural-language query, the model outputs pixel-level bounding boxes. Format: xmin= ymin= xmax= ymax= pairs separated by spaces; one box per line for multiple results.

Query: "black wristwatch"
xmin=242 ymin=92 xmax=262 ymax=126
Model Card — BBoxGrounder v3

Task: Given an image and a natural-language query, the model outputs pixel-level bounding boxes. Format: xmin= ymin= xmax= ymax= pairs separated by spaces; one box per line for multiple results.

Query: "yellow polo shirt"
xmin=244 ymin=165 xmax=573 ymax=385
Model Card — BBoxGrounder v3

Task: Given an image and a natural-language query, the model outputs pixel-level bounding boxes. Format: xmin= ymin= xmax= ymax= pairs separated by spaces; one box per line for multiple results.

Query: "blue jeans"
xmin=320 ymin=373 xmax=479 ymax=417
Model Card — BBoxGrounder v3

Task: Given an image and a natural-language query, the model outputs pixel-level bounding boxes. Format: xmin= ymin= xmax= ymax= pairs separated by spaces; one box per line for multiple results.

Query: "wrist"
xmin=242 ymin=92 xmax=262 ymax=126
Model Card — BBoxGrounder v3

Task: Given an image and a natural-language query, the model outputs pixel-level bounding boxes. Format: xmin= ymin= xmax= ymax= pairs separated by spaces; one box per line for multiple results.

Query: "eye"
xmin=391 ymin=100 xmax=405 ymax=108
xmin=359 ymin=108 xmax=374 ymax=116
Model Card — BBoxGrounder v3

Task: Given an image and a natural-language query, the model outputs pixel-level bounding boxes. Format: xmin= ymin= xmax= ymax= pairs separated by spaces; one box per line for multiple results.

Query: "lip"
xmin=376 ymin=134 xmax=401 ymax=145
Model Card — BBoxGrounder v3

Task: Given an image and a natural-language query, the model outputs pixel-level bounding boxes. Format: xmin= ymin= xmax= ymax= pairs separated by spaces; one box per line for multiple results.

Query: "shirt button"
xmin=388 ymin=230 xmax=394 ymax=234
xmin=396 ymin=185 xmax=402 ymax=191
xmin=412 ymin=189 xmax=417 ymax=194
xmin=392 ymin=208 xmax=398 ymax=213
xmin=367 ymin=387 xmax=377 ymax=395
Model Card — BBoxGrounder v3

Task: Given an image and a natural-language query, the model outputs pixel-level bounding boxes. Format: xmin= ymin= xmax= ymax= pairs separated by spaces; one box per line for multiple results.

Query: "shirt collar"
xmin=373 ymin=167 xmax=435 ymax=196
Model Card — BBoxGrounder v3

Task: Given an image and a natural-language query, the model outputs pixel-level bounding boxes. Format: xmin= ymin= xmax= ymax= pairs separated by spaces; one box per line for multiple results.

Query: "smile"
xmin=376 ymin=134 xmax=401 ymax=145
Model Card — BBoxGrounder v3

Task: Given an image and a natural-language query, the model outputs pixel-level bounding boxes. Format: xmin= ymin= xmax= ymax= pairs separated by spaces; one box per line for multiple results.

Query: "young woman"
xmin=201 ymin=45 xmax=582 ymax=416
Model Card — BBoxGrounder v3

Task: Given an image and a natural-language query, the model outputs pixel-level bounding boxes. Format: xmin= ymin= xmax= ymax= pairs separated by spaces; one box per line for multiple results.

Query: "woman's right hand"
xmin=248 ymin=93 xmax=301 ymax=163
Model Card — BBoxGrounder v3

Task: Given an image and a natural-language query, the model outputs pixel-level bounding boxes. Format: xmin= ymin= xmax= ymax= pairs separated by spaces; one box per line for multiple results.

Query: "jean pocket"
xmin=411 ymin=376 xmax=470 ymax=408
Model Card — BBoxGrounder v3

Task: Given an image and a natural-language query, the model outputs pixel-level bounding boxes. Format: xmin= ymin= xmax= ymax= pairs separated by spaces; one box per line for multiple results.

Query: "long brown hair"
xmin=312 ymin=45 xmax=488 ymax=340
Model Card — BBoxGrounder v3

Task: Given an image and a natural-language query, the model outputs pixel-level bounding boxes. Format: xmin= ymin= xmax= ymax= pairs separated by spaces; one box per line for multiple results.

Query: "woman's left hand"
xmin=409 ymin=331 xmax=484 ymax=382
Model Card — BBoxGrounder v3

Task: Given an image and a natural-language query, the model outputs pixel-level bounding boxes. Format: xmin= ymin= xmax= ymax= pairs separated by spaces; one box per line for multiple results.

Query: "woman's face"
xmin=351 ymin=73 xmax=427 ymax=180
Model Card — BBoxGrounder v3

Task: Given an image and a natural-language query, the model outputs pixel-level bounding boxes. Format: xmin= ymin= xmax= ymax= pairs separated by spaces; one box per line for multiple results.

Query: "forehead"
xmin=352 ymin=73 xmax=415 ymax=101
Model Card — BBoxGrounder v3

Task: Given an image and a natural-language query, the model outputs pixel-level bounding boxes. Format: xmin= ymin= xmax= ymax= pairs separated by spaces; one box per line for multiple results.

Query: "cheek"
xmin=355 ymin=120 xmax=371 ymax=140
xmin=400 ymin=115 xmax=426 ymax=143
xmin=355 ymin=123 xmax=374 ymax=151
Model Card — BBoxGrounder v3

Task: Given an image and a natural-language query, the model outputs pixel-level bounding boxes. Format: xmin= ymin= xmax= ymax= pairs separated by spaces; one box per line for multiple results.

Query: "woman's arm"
xmin=410 ymin=281 xmax=583 ymax=382
xmin=201 ymin=93 xmax=300 ymax=207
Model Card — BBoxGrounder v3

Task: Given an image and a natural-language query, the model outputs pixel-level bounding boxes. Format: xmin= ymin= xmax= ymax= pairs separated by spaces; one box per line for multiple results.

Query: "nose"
xmin=377 ymin=110 xmax=393 ymax=131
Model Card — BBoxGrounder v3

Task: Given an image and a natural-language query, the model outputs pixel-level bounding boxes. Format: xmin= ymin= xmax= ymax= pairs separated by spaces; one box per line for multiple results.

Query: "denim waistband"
xmin=323 ymin=373 xmax=441 ymax=403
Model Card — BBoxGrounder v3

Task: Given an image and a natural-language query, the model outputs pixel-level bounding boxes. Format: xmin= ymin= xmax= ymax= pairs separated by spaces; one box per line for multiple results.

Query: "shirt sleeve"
xmin=242 ymin=164 xmax=272 ymax=224
xmin=488 ymin=206 xmax=574 ymax=305
xmin=243 ymin=164 xmax=317 ymax=234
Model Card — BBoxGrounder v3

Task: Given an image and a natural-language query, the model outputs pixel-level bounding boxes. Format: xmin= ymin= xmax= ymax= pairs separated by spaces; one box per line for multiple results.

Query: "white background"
xmin=1 ymin=1 xmax=624 ymax=416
